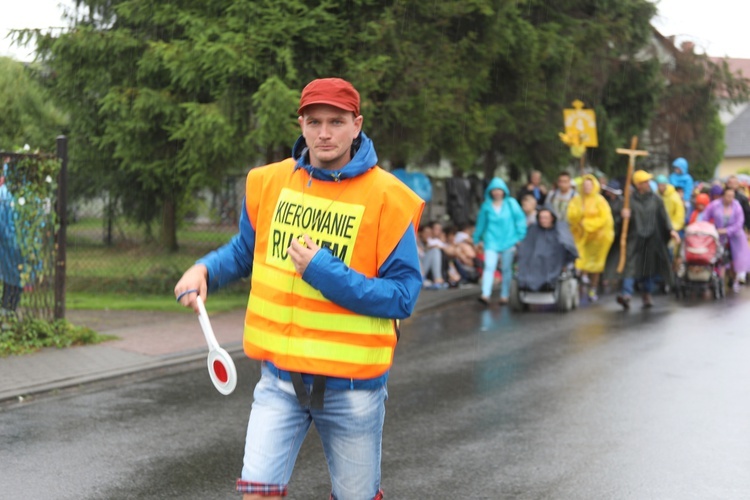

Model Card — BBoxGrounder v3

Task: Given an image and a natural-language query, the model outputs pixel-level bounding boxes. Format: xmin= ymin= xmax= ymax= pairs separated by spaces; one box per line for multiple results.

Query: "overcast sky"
xmin=2 ymin=0 xmax=749 ymax=61
xmin=651 ymin=0 xmax=750 ymax=59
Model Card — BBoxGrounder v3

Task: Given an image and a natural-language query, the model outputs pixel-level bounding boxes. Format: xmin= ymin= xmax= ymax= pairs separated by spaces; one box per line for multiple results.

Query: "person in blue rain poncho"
xmin=473 ymin=177 xmax=527 ymax=305
xmin=669 ymin=157 xmax=694 ymax=207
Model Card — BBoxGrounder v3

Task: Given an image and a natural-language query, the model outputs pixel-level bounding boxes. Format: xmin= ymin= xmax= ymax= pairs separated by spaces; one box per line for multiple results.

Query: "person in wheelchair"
xmin=516 ymin=207 xmax=579 ymax=292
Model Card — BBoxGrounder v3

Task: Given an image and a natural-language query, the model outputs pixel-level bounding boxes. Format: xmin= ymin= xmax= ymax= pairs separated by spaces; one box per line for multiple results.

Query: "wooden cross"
xmin=615 ymin=136 xmax=649 ymax=168
xmin=615 ymin=136 xmax=649 ymax=274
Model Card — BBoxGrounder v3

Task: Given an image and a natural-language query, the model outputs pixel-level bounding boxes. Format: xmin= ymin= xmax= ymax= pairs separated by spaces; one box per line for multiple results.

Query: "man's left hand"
xmin=670 ymin=230 xmax=681 ymax=244
xmin=288 ymin=234 xmax=320 ymax=276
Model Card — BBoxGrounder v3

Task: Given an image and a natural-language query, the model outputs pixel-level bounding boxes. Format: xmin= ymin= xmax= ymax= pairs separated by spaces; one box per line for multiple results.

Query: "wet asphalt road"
xmin=2 ymin=293 xmax=750 ymax=499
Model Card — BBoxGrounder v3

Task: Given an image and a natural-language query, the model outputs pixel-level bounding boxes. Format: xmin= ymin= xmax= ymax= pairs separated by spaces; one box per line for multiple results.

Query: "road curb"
xmin=1 ymin=288 xmax=478 ymax=404
xmin=0 ymin=343 xmax=245 ymax=404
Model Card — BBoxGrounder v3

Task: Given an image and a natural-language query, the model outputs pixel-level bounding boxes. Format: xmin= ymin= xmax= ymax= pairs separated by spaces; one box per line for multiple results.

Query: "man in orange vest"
xmin=175 ymin=78 xmax=424 ymax=500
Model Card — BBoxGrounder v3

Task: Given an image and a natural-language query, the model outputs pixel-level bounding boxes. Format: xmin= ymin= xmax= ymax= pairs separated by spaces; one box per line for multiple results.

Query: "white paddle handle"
xmin=196 ymin=296 xmax=220 ymax=351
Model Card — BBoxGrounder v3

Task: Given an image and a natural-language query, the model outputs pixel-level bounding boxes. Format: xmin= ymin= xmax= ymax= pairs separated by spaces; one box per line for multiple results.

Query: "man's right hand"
xmin=621 ymin=208 xmax=631 ymax=219
xmin=174 ymin=264 xmax=209 ymax=313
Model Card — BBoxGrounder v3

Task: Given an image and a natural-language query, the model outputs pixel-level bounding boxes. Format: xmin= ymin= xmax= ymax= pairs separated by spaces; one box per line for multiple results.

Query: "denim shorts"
xmin=237 ymin=364 xmax=387 ymax=499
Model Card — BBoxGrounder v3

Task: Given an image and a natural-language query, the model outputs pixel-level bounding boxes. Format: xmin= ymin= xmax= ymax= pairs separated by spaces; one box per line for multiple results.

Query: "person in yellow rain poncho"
xmin=655 ymin=175 xmax=685 ymax=233
xmin=566 ymin=174 xmax=614 ymax=302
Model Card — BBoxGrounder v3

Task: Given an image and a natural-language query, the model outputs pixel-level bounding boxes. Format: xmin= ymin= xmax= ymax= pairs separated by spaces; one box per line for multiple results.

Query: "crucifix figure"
xmin=615 ymin=136 xmax=648 ymax=274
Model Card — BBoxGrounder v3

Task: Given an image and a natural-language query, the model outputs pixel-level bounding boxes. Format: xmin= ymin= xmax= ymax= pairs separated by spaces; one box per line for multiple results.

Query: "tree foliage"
xmin=650 ymin=47 xmax=749 ymax=180
xmin=17 ymin=0 xmax=749 ymax=248
xmin=0 ymin=57 xmax=66 ymax=151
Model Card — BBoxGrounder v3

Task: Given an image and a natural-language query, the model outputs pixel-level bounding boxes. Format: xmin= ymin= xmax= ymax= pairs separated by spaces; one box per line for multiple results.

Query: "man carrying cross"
xmin=617 ymin=169 xmax=680 ymax=309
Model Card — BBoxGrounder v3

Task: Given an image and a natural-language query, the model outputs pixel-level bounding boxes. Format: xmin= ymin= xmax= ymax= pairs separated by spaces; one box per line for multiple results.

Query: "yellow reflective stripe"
xmin=249 ymin=295 xmax=392 ymax=335
xmin=253 ymin=261 xmax=326 ymax=301
xmin=245 ymin=326 xmax=393 ymax=366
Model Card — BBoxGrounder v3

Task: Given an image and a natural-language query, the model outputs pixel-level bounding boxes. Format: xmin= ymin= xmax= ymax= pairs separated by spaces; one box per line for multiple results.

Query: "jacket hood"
xmin=672 ymin=157 xmax=689 ymax=174
xmin=661 ymin=183 xmax=677 ymax=197
xmin=484 ymin=177 xmax=510 ymax=199
xmin=292 ymin=131 xmax=377 ymax=181
xmin=580 ymin=174 xmax=601 ymax=196
xmin=536 ymin=206 xmax=557 ymax=227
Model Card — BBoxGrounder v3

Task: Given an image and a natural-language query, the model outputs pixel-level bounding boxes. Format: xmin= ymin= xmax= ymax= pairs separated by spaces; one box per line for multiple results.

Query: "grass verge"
xmin=66 ymin=290 xmax=248 ymax=313
xmin=0 ymin=316 xmax=118 ymax=357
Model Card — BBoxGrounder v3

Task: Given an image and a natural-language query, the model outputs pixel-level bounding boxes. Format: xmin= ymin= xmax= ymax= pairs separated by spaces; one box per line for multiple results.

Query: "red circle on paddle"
xmin=212 ymin=359 xmax=229 ymax=384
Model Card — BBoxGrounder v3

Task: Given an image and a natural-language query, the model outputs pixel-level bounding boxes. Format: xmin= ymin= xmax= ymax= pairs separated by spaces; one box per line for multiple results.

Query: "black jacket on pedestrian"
xmin=516 ymin=184 xmax=546 ymax=206
xmin=445 ymin=176 xmax=472 ymax=227
xmin=622 ymin=190 xmax=673 ymax=281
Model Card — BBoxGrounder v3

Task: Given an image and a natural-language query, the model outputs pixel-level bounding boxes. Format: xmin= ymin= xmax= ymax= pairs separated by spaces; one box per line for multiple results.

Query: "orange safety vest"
xmin=243 ymin=159 xmax=424 ymax=379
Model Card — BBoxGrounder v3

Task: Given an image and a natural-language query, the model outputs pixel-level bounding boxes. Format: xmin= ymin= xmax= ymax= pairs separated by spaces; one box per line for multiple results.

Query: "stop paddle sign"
xmin=196 ymin=296 xmax=237 ymax=395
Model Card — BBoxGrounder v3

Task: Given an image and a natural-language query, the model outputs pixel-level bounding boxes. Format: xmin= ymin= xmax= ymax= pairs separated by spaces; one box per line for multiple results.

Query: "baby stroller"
xmin=674 ymin=221 xmax=725 ymax=299
xmin=509 ymin=214 xmax=579 ymax=312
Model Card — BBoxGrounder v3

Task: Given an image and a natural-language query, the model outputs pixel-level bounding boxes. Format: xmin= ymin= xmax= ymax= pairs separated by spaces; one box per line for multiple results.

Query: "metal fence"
xmin=4 ymin=137 xmax=465 ymax=322
xmin=65 ymin=170 xmax=246 ymax=295
xmin=63 ymin=166 xmax=459 ymax=298
xmin=1 ymin=135 xmax=251 ymax=321
xmin=0 ymin=143 xmax=64 ymax=321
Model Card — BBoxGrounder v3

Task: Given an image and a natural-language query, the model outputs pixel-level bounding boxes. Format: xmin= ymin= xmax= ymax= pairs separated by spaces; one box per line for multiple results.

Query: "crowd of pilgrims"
xmin=418 ymin=158 xmax=750 ymax=307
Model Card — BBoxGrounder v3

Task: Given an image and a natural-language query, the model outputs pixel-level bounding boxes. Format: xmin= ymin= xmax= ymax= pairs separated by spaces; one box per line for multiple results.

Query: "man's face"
xmin=658 ymin=183 xmax=667 ymax=194
xmin=673 ymin=167 xmax=683 ymax=175
xmin=491 ymin=188 xmax=505 ymax=201
xmin=530 ymin=171 xmax=541 ymax=186
xmin=582 ymin=179 xmax=594 ymax=195
xmin=299 ymin=104 xmax=363 ymax=170
xmin=557 ymin=176 xmax=571 ymax=192
xmin=727 ymin=176 xmax=739 ymax=190
xmin=431 ymin=223 xmax=444 ymax=237
xmin=538 ymin=211 xmax=553 ymax=229
xmin=636 ymin=181 xmax=651 ymax=194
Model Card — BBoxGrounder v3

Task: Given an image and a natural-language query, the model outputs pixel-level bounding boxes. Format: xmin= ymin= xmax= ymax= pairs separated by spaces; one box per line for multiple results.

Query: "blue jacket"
xmin=473 ymin=178 xmax=527 ymax=252
xmin=197 ymin=132 xmax=422 ymax=390
xmin=669 ymin=158 xmax=694 ymax=203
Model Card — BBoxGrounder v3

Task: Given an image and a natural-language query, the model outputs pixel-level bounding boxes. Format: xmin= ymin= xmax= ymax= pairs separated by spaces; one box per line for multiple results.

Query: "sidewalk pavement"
xmin=0 ymin=285 xmax=479 ymax=404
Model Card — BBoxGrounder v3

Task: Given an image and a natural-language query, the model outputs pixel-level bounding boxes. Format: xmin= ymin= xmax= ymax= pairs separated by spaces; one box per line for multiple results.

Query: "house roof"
xmin=725 ymin=104 xmax=750 ymax=157
xmin=710 ymin=57 xmax=750 ymax=79
xmin=709 ymin=57 xmax=750 ymax=121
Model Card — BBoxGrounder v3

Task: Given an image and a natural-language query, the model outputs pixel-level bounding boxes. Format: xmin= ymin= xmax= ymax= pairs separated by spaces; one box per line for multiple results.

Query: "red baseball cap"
xmin=297 ymin=78 xmax=360 ymax=116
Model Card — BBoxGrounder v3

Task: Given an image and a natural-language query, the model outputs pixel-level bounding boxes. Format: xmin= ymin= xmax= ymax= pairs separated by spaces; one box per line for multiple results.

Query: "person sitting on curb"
xmin=422 ymin=220 xmax=450 ymax=289
xmin=451 ymin=222 xmax=479 ymax=284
